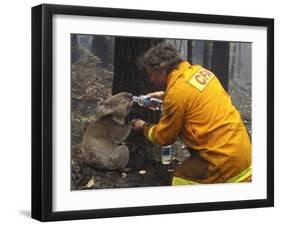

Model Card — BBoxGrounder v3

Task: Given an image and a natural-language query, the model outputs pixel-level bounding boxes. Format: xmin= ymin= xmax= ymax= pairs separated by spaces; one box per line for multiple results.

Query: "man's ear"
xmin=159 ymin=66 xmax=167 ymax=76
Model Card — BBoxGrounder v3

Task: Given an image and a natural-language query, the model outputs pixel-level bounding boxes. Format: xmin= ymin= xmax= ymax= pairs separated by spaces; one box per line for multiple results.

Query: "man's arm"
xmin=147 ymin=91 xmax=164 ymax=99
xmin=143 ymin=89 xmax=186 ymax=146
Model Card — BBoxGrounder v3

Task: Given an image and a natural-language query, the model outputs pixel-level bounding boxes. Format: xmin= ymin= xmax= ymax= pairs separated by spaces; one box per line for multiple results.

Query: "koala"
xmin=81 ymin=92 xmax=134 ymax=171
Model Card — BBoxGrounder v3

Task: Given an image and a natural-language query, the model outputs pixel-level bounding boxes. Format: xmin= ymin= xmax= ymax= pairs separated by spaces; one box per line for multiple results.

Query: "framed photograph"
xmin=32 ymin=4 xmax=274 ymax=221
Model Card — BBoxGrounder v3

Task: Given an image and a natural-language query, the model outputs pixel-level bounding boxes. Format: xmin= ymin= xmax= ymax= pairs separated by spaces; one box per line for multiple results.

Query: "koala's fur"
xmin=81 ymin=92 xmax=133 ymax=171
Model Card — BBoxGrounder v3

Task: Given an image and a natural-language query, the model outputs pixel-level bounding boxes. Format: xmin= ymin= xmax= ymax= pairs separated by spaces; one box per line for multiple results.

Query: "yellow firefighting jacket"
xmin=143 ymin=61 xmax=252 ymax=184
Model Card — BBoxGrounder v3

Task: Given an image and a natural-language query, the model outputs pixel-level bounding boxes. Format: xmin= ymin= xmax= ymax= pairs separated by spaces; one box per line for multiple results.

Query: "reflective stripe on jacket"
xmin=143 ymin=61 xmax=252 ymax=183
xmin=172 ymin=165 xmax=252 ymax=185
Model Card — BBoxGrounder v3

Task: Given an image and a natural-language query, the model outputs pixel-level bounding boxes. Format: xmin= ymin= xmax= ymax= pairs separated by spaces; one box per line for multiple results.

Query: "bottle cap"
xmin=132 ymin=96 xmax=139 ymax=102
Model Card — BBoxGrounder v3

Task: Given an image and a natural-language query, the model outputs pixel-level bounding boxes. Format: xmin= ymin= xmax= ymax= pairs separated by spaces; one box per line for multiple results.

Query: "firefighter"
xmin=132 ymin=43 xmax=252 ymax=185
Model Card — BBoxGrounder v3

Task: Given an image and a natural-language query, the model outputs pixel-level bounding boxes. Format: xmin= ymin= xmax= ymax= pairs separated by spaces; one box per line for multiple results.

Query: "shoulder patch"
xmin=188 ymin=68 xmax=215 ymax=92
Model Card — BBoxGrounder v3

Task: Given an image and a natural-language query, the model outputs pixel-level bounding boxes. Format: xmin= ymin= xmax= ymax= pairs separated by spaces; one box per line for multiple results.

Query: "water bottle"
xmin=161 ymin=145 xmax=173 ymax=165
xmin=132 ymin=95 xmax=163 ymax=111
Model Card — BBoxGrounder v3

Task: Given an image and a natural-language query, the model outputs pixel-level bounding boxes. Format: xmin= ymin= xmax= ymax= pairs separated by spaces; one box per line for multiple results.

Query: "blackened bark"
xmin=187 ymin=40 xmax=194 ymax=64
xmin=229 ymin=42 xmax=236 ymax=80
xmin=203 ymin=41 xmax=213 ymax=70
xmin=91 ymin=36 xmax=113 ymax=67
xmin=71 ymin=35 xmax=79 ymax=64
xmin=112 ymin=37 xmax=163 ymax=124
xmin=211 ymin=41 xmax=230 ymax=91
xmin=112 ymin=37 xmax=164 ymax=169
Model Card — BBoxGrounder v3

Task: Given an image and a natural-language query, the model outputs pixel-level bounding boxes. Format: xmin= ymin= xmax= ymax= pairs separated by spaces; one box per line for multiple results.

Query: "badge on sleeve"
xmin=189 ymin=68 xmax=215 ymax=91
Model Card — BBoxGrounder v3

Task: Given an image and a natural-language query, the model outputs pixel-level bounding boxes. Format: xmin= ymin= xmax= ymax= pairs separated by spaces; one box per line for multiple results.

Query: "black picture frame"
xmin=32 ymin=3 xmax=274 ymax=222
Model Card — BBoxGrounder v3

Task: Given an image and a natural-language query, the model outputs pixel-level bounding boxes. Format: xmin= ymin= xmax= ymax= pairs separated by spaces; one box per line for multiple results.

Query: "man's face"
xmin=148 ymin=69 xmax=168 ymax=90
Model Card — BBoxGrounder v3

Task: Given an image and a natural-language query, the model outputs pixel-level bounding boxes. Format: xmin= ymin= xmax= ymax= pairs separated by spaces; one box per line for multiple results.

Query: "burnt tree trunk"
xmin=203 ymin=41 xmax=213 ymax=70
xmin=91 ymin=36 xmax=114 ymax=68
xmin=211 ymin=41 xmax=230 ymax=91
xmin=112 ymin=37 xmax=163 ymax=168
xmin=187 ymin=40 xmax=194 ymax=64
xmin=113 ymin=37 xmax=163 ymax=124
xmin=71 ymin=34 xmax=79 ymax=64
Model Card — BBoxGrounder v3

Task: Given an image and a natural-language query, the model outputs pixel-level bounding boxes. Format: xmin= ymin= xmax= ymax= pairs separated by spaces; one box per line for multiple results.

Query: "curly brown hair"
xmin=139 ymin=42 xmax=182 ymax=75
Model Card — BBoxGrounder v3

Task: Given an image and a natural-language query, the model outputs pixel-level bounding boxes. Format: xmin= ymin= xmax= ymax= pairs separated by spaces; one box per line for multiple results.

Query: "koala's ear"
xmin=95 ymin=104 xmax=113 ymax=119
xmin=97 ymin=100 xmax=104 ymax=106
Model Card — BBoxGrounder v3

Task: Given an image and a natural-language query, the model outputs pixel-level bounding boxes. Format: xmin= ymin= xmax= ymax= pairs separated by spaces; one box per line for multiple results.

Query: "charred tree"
xmin=211 ymin=41 xmax=230 ymax=91
xmin=91 ymin=35 xmax=114 ymax=68
xmin=112 ymin=37 xmax=163 ymax=124
xmin=112 ymin=37 xmax=163 ymax=168
xmin=71 ymin=34 xmax=79 ymax=64
xmin=203 ymin=41 xmax=213 ymax=70
xmin=187 ymin=40 xmax=194 ymax=64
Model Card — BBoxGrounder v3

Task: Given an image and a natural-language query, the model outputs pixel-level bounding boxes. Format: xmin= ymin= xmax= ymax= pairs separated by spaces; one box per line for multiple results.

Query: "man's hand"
xmin=147 ymin=91 xmax=164 ymax=100
xmin=132 ymin=119 xmax=146 ymax=130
